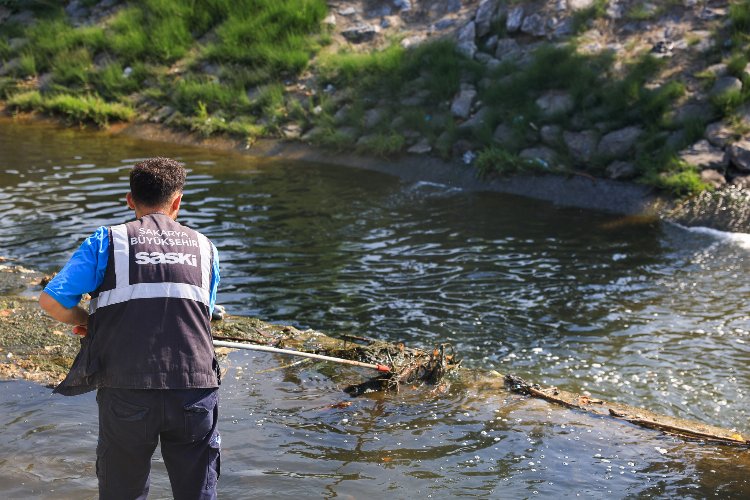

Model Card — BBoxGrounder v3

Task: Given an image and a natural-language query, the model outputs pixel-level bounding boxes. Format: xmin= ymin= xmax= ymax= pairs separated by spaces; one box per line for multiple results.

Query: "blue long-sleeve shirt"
xmin=44 ymin=226 xmax=220 ymax=314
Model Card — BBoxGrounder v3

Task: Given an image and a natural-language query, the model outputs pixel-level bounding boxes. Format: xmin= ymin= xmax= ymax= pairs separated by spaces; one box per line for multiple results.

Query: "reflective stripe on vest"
xmin=89 ymin=222 xmax=212 ymax=314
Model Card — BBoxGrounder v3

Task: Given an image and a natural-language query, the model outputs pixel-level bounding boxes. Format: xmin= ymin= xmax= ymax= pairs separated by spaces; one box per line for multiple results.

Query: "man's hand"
xmin=72 ymin=325 xmax=88 ymax=337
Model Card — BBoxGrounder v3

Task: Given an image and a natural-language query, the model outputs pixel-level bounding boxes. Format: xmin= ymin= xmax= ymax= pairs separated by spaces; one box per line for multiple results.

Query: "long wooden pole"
xmin=212 ymin=340 xmax=391 ymax=372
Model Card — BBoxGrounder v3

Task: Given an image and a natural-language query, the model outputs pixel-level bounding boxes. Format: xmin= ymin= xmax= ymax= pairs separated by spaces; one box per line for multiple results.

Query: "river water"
xmin=0 ymin=119 xmax=748 ymax=498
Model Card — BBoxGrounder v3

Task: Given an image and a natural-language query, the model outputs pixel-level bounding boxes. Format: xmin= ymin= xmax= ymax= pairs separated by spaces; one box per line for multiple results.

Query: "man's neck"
xmin=136 ymin=208 xmax=175 ymax=220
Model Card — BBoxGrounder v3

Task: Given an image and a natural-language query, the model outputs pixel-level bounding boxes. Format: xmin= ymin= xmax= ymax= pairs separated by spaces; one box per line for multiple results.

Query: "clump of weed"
xmin=6 ymin=90 xmax=44 ymax=111
xmin=42 ymin=94 xmax=134 ymax=126
xmin=355 ymin=133 xmax=405 ymax=157
xmin=172 ymin=78 xmax=249 ymax=115
xmin=730 ymin=1 xmax=750 ymax=33
xmin=7 ymin=89 xmax=133 ymax=126
xmin=642 ymin=157 xmax=709 ymax=197
xmin=475 ymin=147 xmax=531 ymax=177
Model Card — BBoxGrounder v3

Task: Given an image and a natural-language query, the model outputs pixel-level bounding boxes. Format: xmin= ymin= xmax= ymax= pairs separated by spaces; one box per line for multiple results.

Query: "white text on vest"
xmin=134 ymin=251 xmax=197 ymax=267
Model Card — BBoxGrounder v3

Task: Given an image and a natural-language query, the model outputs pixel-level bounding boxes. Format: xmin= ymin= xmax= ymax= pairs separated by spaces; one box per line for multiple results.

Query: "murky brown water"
xmin=0 ymin=119 xmax=749 ymax=498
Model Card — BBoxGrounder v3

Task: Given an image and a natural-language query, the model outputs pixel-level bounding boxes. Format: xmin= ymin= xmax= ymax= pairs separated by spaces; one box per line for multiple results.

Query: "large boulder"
xmin=407 ymin=138 xmax=432 ymax=154
xmin=456 ymin=21 xmax=477 ymax=58
xmin=563 ymin=130 xmax=599 ymax=163
xmin=459 ymin=107 xmax=492 ymax=131
xmin=700 ymin=169 xmax=727 ymax=189
xmin=540 ymin=124 xmax=562 ymax=145
xmin=710 ymin=76 xmax=742 ymax=98
xmin=536 ymin=91 xmax=574 ymax=117
xmin=668 ymin=102 xmax=715 ymax=126
xmin=342 ymin=24 xmax=379 ymax=43
xmin=728 ymin=140 xmax=750 ymax=172
xmin=521 ymin=13 xmax=546 ymax=37
xmin=519 ymin=146 xmax=557 ymax=168
xmin=606 ymin=161 xmax=637 ymax=180
xmin=451 ymin=87 xmax=477 ymax=119
xmin=495 ymin=38 xmax=522 ymax=61
xmin=597 ymin=126 xmax=643 ymax=158
xmin=568 ymin=0 xmax=596 ymax=10
xmin=363 ymin=108 xmax=385 ymax=129
xmin=704 ymin=122 xmax=737 ymax=147
xmin=679 ymin=140 xmax=728 ymax=170
xmin=475 ymin=0 xmax=500 ymax=37
xmin=493 ymin=123 xmax=515 ymax=146
xmin=506 ymin=6 xmax=524 ymax=33
xmin=552 ymin=17 xmax=575 ymax=38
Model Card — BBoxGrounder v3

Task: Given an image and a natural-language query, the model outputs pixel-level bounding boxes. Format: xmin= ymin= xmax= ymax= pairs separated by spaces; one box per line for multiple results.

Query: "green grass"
xmin=51 ymin=48 xmax=93 ymax=87
xmin=93 ymin=62 xmax=151 ymax=100
xmin=172 ymin=78 xmax=249 ymax=115
xmin=202 ymin=0 xmax=327 ymax=81
xmin=6 ymin=90 xmax=133 ymax=127
xmin=6 ymin=90 xmax=44 ymax=111
xmin=182 ymin=102 xmax=265 ymax=138
xmin=319 ymin=44 xmax=405 ymax=88
xmin=321 ymin=39 xmax=481 ymax=103
xmin=0 ymin=38 xmax=11 ymax=60
xmin=355 ymin=133 xmax=405 ymax=157
xmin=17 ymin=52 xmax=37 ymax=78
xmin=570 ymin=0 xmax=609 ymax=33
xmin=727 ymin=53 xmax=748 ymax=77
xmin=712 ymin=88 xmax=745 ymax=115
xmin=649 ymin=162 xmax=709 ymax=197
xmin=730 ymin=1 xmax=750 ymax=33
xmin=43 ymin=94 xmax=134 ymax=126
xmin=25 ymin=19 xmax=105 ymax=73
xmin=475 ymin=147 xmax=534 ymax=177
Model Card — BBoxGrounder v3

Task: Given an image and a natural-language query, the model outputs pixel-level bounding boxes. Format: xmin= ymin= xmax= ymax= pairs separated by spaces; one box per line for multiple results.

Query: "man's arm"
xmin=39 ymin=227 xmax=109 ymax=336
xmin=39 ymin=292 xmax=89 ymax=335
xmin=209 ymin=242 xmax=220 ymax=317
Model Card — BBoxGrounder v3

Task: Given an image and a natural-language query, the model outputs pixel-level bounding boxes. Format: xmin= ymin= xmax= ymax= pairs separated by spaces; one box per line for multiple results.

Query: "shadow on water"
xmin=0 ymin=120 xmax=749 ymax=497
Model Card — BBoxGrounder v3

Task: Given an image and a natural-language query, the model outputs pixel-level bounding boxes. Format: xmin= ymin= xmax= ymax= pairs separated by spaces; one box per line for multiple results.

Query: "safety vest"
xmin=55 ymin=213 xmax=219 ymax=395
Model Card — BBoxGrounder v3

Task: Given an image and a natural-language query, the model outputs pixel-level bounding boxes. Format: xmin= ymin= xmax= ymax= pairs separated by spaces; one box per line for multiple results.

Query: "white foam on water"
xmin=411 ymin=180 xmax=463 ymax=193
xmin=677 ymin=224 xmax=750 ymax=250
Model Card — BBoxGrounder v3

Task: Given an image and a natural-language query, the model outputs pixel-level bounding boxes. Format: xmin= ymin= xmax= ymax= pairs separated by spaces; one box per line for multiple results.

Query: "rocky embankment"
xmin=309 ymin=0 xmax=750 ymax=230
xmin=2 ymin=0 xmax=750 ymax=231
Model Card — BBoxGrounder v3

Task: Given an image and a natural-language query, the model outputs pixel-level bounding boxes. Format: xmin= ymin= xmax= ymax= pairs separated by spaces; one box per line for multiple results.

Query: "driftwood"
xmin=504 ymin=374 xmax=749 ymax=447
xmin=0 ymin=262 xmax=748 ymax=447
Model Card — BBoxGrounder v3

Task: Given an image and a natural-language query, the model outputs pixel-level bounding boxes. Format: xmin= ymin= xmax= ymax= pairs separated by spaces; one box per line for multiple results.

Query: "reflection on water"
xmin=0 ymin=119 xmax=749 ymax=497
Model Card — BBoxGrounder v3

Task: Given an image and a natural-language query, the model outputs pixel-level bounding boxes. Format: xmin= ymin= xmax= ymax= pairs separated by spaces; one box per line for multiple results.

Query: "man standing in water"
xmin=38 ymin=157 xmax=221 ymax=499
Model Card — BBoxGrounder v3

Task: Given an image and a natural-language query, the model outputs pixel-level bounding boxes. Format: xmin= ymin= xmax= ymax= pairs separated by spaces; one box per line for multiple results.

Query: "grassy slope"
xmin=2 ymin=0 xmax=750 ymax=195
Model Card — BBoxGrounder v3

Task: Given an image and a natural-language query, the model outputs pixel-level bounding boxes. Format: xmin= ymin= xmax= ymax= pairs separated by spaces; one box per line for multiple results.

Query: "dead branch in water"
xmin=504 ymin=374 xmax=750 ymax=447
xmin=212 ymin=317 xmax=462 ymax=395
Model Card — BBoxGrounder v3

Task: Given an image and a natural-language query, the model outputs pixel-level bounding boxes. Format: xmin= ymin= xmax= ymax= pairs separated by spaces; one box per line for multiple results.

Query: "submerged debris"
xmin=212 ymin=316 xmax=461 ymax=394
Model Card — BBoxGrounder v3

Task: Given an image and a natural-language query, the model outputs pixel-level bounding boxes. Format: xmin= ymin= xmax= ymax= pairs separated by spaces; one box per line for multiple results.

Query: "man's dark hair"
xmin=130 ymin=157 xmax=186 ymax=207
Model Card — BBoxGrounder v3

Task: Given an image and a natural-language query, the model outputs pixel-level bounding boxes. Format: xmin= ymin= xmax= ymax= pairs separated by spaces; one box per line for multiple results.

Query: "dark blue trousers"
xmin=96 ymin=387 xmax=220 ymax=500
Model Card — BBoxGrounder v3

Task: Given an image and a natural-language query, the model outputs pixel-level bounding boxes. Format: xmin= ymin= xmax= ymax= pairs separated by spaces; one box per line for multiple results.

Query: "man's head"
xmin=127 ymin=157 xmax=186 ymax=219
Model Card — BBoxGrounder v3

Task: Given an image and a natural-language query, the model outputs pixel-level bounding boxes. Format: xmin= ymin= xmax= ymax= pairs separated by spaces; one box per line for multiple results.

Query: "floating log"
xmin=0 ymin=262 xmax=748 ymax=447
xmin=503 ymin=374 xmax=749 ymax=446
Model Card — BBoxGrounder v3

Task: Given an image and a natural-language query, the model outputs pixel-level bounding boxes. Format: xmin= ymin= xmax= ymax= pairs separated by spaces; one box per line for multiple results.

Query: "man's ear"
xmin=126 ymin=192 xmax=136 ymax=209
xmin=171 ymin=192 xmax=183 ymax=212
